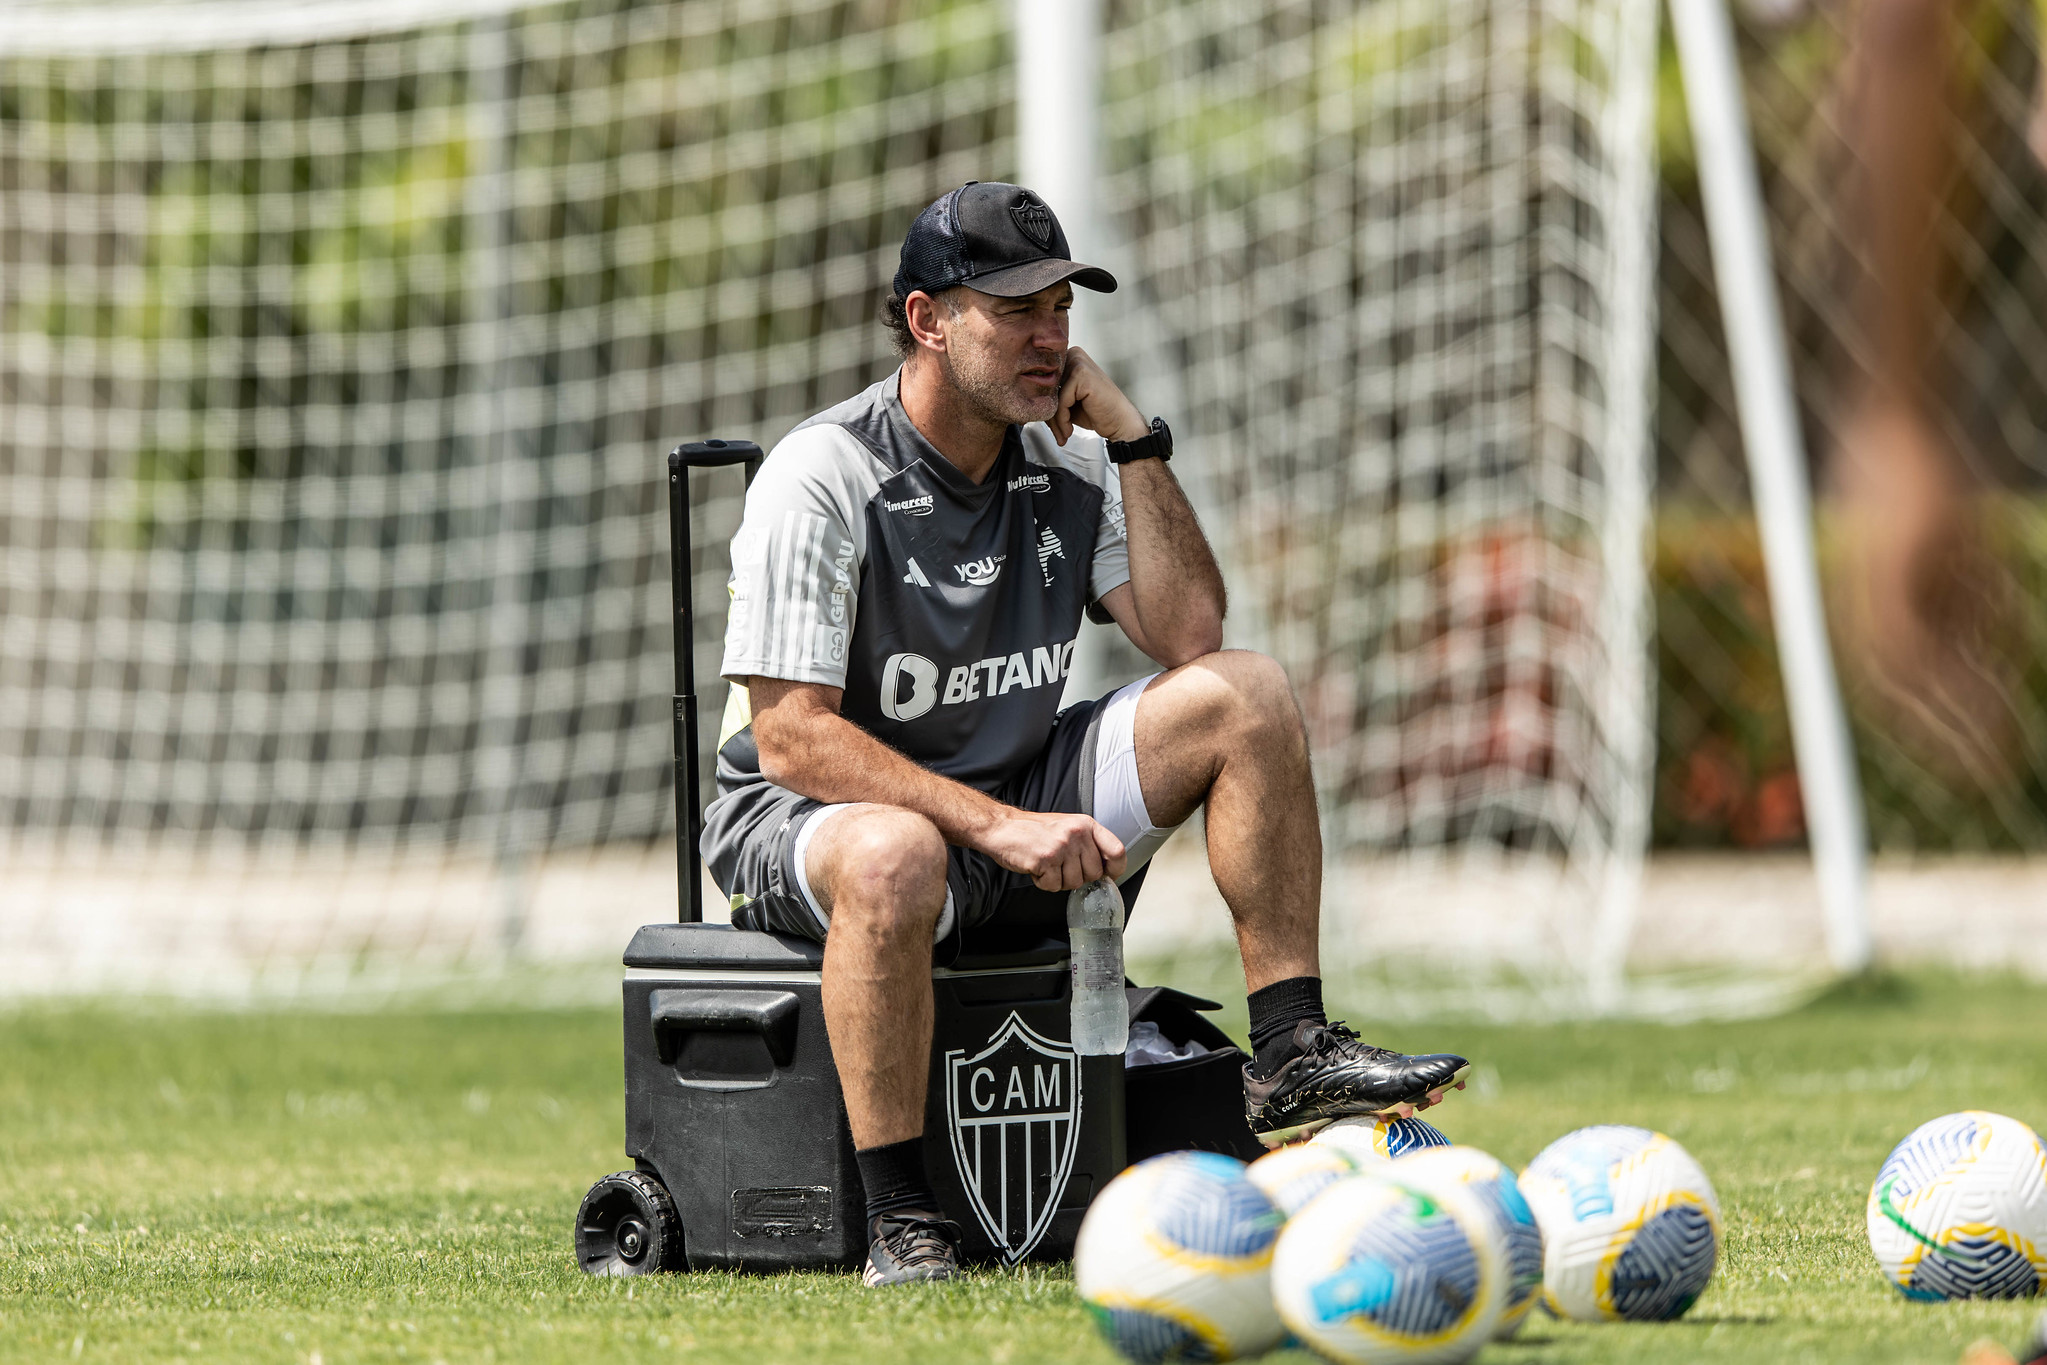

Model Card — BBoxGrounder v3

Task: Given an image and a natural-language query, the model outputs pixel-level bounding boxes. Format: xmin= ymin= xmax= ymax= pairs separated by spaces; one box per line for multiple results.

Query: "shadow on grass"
xmin=1501 ymin=1312 xmax=1779 ymax=1344
xmin=1668 ymin=1314 xmax=1780 ymax=1326
xmin=1799 ymin=969 xmax=1919 ymax=1013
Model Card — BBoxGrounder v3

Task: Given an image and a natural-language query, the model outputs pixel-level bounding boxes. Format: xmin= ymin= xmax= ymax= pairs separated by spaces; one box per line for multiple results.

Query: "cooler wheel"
xmin=575 ymin=1170 xmax=684 ymax=1275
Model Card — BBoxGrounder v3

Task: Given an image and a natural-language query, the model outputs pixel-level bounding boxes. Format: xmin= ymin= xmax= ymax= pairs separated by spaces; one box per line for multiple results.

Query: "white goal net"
xmin=1 ymin=0 xmax=1656 ymax=1002
xmin=1099 ymin=0 xmax=1659 ymax=999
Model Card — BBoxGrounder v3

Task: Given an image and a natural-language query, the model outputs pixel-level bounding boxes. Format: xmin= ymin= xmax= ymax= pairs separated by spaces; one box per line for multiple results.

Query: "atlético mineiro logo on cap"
xmin=1009 ymin=198 xmax=1054 ymax=251
xmin=944 ymin=1011 xmax=1080 ymax=1264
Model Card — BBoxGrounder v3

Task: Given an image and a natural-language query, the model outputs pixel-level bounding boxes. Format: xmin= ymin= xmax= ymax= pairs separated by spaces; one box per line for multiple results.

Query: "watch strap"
xmin=1106 ymin=416 xmax=1172 ymax=465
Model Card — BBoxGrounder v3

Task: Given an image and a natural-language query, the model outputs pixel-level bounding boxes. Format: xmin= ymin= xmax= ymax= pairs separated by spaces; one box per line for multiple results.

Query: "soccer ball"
xmin=1074 ymin=1151 xmax=1288 ymax=1362
xmin=1518 ymin=1125 xmax=1720 ymax=1322
xmin=1310 ymin=1114 xmax=1451 ymax=1164
xmin=1271 ymin=1170 xmax=1506 ymax=1364
xmin=1395 ymin=1146 xmax=1545 ymax=1338
xmin=1247 ymin=1142 xmax=1361 ymax=1218
xmin=1866 ymin=1110 xmax=2047 ymax=1300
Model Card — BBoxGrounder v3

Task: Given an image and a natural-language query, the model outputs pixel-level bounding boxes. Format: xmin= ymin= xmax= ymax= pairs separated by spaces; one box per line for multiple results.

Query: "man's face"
xmin=930 ymin=283 xmax=1072 ymax=426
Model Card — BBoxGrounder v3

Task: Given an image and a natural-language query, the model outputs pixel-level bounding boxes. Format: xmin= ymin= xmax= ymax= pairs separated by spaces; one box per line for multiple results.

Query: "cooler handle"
xmin=649 ymin=988 xmax=799 ymax=1066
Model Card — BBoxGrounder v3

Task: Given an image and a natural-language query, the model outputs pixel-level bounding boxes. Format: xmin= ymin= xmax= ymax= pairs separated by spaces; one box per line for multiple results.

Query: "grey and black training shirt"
xmin=710 ymin=369 xmax=1130 ymax=795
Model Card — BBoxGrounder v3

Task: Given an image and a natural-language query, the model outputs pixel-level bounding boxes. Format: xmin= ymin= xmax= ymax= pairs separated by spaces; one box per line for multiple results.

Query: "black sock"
xmin=1247 ymin=975 xmax=1326 ymax=1078
xmin=855 ymin=1137 xmax=939 ymax=1227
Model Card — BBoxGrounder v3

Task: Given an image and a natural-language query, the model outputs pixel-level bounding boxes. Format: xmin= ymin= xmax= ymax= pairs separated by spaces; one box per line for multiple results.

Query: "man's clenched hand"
xmin=976 ymin=809 xmax=1127 ymax=892
xmin=1051 ymin=346 xmax=1149 ymax=447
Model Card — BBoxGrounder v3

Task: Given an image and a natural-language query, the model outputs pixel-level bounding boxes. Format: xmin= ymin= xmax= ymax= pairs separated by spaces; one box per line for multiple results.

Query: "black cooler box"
xmin=619 ymin=922 xmax=1129 ymax=1270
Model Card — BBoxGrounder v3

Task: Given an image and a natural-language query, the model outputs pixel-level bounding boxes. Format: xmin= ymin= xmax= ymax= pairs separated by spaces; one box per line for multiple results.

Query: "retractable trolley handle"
xmin=669 ymin=439 xmax=765 ymax=923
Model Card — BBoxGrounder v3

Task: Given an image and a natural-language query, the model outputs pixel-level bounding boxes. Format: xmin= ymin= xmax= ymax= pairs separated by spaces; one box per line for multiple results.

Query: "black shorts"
xmin=699 ymin=677 xmax=1169 ymax=959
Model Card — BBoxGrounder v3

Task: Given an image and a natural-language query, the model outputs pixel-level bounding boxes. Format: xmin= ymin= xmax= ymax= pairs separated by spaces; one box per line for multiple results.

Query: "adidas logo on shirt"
xmin=903 ymin=557 xmax=932 ymax=587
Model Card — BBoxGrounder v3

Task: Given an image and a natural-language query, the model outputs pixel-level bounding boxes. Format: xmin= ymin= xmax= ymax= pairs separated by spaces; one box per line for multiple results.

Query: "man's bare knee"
xmin=1171 ymin=650 xmax=1303 ymax=746
xmin=813 ymin=806 xmax=947 ymax=936
xmin=1215 ymin=648 xmax=1295 ymax=708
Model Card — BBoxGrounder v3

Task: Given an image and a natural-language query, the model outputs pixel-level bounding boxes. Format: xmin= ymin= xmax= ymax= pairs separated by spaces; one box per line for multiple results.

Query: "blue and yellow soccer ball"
xmin=1866 ymin=1110 xmax=2047 ymax=1301
xmin=1309 ymin=1114 xmax=1451 ymax=1165
xmin=1395 ymin=1146 xmax=1545 ymax=1338
xmin=1074 ymin=1151 xmax=1288 ymax=1362
xmin=1517 ymin=1124 xmax=1720 ymax=1322
xmin=1247 ymin=1142 xmax=1361 ymax=1219
xmin=1271 ymin=1170 xmax=1506 ymax=1364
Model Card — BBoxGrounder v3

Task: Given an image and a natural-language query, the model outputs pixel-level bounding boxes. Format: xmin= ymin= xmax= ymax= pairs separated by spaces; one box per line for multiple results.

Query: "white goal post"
xmin=1667 ymin=0 xmax=1872 ymax=975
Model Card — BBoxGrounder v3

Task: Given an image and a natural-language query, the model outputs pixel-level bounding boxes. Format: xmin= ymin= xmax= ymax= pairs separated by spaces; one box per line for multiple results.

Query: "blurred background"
xmin=4 ymin=0 xmax=2046 ymax=1011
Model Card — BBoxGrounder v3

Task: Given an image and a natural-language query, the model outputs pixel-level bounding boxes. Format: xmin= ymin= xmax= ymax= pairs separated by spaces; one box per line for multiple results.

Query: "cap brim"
xmin=963 ymin=257 xmax=1117 ymax=298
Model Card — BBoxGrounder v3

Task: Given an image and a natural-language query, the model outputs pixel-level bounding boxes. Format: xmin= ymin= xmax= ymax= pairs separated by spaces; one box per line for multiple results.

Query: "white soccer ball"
xmin=1518 ymin=1124 xmax=1720 ymax=1322
xmin=1247 ymin=1142 xmax=1361 ymax=1219
xmin=1271 ymin=1170 xmax=1506 ymax=1364
xmin=1074 ymin=1151 xmax=1288 ymax=1362
xmin=1866 ymin=1110 xmax=2047 ymax=1300
xmin=1395 ymin=1146 xmax=1545 ymax=1338
xmin=1310 ymin=1114 xmax=1451 ymax=1165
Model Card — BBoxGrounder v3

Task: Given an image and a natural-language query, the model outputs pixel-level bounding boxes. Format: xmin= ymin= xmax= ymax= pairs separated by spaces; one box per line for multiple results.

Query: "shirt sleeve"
xmin=719 ymin=428 xmax=866 ymax=688
xmin=1086 ymin=438 xmax=1131 ymax=603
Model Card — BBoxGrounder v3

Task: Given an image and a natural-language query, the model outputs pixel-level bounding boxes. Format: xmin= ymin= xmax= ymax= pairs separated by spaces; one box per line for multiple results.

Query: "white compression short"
xmin=788 ymin=671 xmax=1176 ymax=940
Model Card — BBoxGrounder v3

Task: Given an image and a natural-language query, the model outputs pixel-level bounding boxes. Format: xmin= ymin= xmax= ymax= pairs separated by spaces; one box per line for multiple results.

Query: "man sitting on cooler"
xmin=701 ymin=182 xmax=1472 ymax=1285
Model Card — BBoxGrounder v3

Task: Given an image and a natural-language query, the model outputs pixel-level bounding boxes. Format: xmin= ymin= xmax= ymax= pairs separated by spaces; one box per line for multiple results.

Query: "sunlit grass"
xmin=2 ymin=972 xmax=2044 ymax=1362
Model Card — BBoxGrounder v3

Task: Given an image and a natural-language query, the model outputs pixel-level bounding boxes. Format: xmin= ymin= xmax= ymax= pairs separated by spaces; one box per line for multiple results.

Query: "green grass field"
xmin=4 ymin=971 xmax=2045 ymax=1364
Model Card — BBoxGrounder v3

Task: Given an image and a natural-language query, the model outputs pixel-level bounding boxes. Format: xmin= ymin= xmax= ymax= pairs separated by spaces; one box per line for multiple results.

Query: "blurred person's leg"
xmin=1834 ymin=0 xmax=2016 ymax=781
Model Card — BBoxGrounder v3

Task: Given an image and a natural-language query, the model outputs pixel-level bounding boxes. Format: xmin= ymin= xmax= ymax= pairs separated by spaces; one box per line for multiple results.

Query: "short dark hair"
xmin=881 ymin=286 xmax=964 ymax=360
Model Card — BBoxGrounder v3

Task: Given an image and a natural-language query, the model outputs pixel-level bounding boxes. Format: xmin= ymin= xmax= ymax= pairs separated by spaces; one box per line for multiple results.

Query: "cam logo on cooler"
xmin=945 ymin=1011 xmax=1079 ymax=1264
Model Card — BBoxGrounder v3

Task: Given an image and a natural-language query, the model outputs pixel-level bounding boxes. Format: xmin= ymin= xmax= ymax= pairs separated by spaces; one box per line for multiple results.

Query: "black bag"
xmin=1122 ymin=985 xmax=1264 ymax=1163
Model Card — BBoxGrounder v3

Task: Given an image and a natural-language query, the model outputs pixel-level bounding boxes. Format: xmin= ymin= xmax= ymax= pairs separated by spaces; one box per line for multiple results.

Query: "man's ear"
xmin=903 ymin=290 xmax=950 ymax=355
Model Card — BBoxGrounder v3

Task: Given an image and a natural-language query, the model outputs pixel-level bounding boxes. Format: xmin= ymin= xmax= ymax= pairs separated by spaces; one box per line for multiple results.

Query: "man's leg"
xmin=1127 ymin=650 xmax=1320 ymax=991
xmin=802 ymin=803 xmax=961 ymax=1283
xmin=1126 ymin=650 xmax=1467 ymax=1142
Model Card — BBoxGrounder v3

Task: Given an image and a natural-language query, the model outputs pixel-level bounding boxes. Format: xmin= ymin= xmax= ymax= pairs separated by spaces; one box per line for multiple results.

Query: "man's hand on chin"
xmin=976 ymin=808 xmax=1127 ymax=892
xmin=1050 ymin=346 xmax=1149 ymax=446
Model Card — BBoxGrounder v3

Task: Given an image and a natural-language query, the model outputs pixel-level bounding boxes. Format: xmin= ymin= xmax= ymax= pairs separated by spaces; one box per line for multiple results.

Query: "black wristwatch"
xmin=1106 ymin=417 xmax=1173 ymax=465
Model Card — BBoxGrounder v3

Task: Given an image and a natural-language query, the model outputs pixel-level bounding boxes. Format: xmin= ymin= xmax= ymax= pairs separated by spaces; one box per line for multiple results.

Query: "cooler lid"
xmin=625 ymin=923 xmax=822 ymax=970
xmin=623 ymin=923 xmax=1073 ymax=973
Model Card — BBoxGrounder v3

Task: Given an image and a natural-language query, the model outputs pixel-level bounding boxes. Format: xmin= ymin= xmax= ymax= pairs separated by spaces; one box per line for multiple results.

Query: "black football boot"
xmin=1243 ymin=1019 xmax=1469 ymax=1147
xmin=861 ymin=1211 xmax=963 ymax=1287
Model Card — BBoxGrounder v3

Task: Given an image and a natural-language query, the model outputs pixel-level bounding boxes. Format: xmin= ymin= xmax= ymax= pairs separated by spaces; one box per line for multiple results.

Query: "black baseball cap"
xmin=892 ymin=182 xmax=1117 ymax=302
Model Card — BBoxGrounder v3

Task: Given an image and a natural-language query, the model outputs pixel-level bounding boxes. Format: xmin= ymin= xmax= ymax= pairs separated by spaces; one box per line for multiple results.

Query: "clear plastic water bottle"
xmin=1067 ymin=877 xmax=1128 ymax=1056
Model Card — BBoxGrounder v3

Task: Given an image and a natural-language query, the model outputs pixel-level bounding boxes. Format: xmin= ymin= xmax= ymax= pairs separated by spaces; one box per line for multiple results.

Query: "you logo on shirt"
xmin=954 ymin=555 xmax=1005 ymax=587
